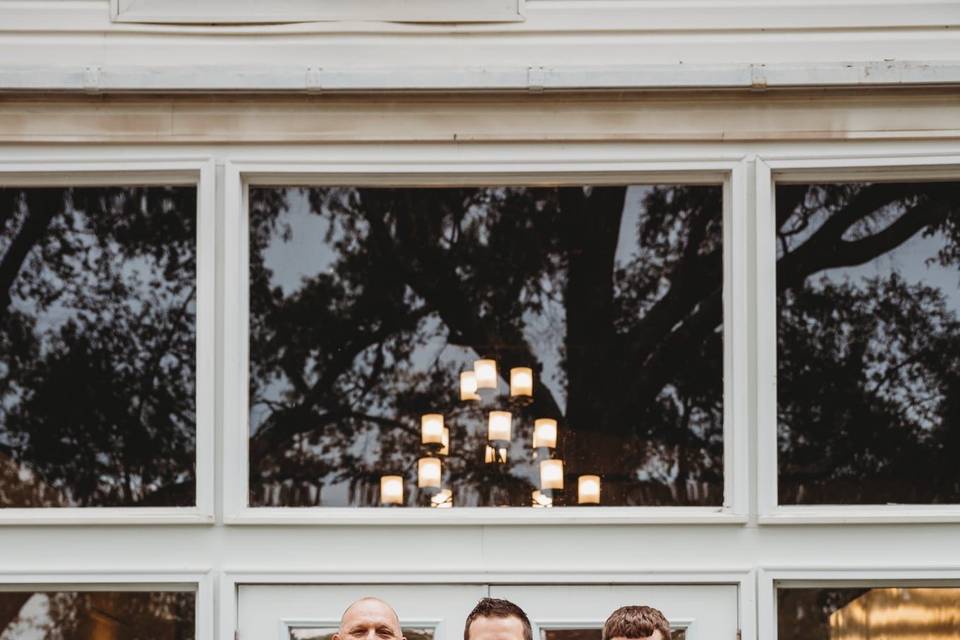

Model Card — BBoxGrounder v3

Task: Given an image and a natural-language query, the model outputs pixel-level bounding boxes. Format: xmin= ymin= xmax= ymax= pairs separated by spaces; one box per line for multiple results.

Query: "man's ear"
xmin=332 ymin=633 xmax=342 ymax=640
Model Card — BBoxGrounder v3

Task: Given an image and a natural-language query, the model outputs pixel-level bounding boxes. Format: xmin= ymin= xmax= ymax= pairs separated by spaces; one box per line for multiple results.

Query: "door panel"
xmin=239 ymin=583 xmax=737 ymax=640
xmin=238 ymin=584 xmax=487 ymax=640
xmin=489 ymin=585 xmax=738 ymax=640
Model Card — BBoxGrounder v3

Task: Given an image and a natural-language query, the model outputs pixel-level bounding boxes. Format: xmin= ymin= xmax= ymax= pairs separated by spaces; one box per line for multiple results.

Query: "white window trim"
xmin=221 ymin=151 xmax=750 ymax=525
xmin=111 ymin=0 xmax=523 ymax=25
xmin=0 ymin=158 xmax=217 ymax=525
xmin=758 ymin=565 xmax=960 ymax=640
xmin=280 ymin=616 xmax=441 ymax=640
xmin=0 ymin=569 xmax=214 ymax=640
xmin=535 ymin=618 xmax=694 ymax=637
xmin=755 ymin=152 xmax=960 ymax=525
xmin=220 ymin=569 xmax=756 ymax=640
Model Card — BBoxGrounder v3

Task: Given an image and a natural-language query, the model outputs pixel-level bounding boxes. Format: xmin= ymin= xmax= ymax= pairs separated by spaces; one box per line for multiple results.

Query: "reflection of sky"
xmin=0 ymin=594 xmax=49 ymax=640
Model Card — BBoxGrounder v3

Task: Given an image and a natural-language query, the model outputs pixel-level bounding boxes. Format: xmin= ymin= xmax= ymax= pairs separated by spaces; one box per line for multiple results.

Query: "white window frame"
xmin=755 ymin=152 xmax=960 ymax=524
xmin=110 ymin=0 xmax=523 ymax=25
xmin=221 ymin=569 xmax=756 ymax=640
xmin=0 ymin=158 xmax=217 ymax=525
xmin=758 ymin=566 xmax=960 ymax=640
xmin=222 ymin=148 xmax=751 ymax=525
xmin=0 ymin=569 xmax=214 ymax=639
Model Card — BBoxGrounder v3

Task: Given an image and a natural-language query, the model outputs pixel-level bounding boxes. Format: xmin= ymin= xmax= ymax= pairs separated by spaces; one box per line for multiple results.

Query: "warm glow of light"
xmin=380 ymin=475 xmax=403 ymax=505
xmin=533 ymin=418 xmax=558 ymax=449
xmin=417 ymin=457 xmax=442 ymax=489
xmin=474 ymin=359 xmax=498 ymax=390
xmin=578 ymin=475 xmax=601 ymax=504
xmin=488 ymin=411 xmax=512 ymax=442
xmin=439 ymin=427 xmax=450 ymax=456
xmin=485 ymin=445 xmax=508 ymax=464
xmin=540 ymin=459 xmax=564 ymax=490
xmin=421 ymin=413 xmax=444 ymax=445
xmin=431 ymin=489 xmax=453 ymax=508
xmin=510 ymin=367 xmax=533 ymax=397
xmin=532 ymin=490 xmax=553 ymax=508
xmin=459 ymin=371 xmax=480 ymax=401
xmin=828 ymin=587 xmax=960 ymax=640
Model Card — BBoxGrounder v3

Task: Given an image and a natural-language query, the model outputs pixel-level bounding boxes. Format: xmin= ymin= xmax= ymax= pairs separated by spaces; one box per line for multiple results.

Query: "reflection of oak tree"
xmin=0 ymin=591 xmax=195 ymax=639
xmin=0 ymin=187 xmax=196 ymax=507
xmin=776 ymin=183 xmax=960 ymax=505
xmin=249 ymin=182 xmax=960 ymax=507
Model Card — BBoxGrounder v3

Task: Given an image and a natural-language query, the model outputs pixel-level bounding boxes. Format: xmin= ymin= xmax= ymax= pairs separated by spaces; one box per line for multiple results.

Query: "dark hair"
xmin=464 ymin=598 xmax=533 ymax=640
xmin=602 ymin=606 xmax=672 ymax=640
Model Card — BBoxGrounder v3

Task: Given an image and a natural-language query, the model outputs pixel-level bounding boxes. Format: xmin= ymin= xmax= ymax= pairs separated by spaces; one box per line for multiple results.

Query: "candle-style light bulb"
xmin=485 ymin=445 xmax=508 ymax=464
xmin=431 ymin=489 xmax=453 ymax=508
xmin=460 ymin=371 xmax=480 ymax=401
xmin=540 ymin=459 xmax=564 ymax=490
xmin=474 ymin=359 xmax=498 ymax=390
xmin=439 ymin=427 xmax=450 ymax=456
xmin=532 ymin=490 xmax=553 ymax=508
xmin=421 ymin=414 xmax=444 ymax=445
xmin=417 ymin=457 xmax=442 ymax=489
xmin=488 ymin=411 xmax=512 ymax=442
xmin=578 ymin=475 xmax=601 ymax=505
xmin=533 ymin=418 xmax=558 ymax=449
xmin=510 ymin=367 xmax=533 ymax=398
xmin=380 ymin=475 xmax=404 ymax=505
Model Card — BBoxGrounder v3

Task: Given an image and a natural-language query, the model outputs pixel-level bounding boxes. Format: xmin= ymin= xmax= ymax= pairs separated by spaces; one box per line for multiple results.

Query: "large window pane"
xmin=249 ymin=185 xmax=724 ymax=507
xmin=0 ymin=187 xmax=197 ymax=508
xmin=776 ymin=181 xmax=960 ymax=505
xmin=777 ymin=586 xmax=960 ymax=640
xmin=0 ymin=589 xmax=195 ymax=639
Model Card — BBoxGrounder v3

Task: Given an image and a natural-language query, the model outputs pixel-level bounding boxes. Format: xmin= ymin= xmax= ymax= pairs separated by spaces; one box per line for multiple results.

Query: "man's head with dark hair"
xmin=602 ymin=605 xmax=672 ymax=640
xmin=464 ymin=598 xmax=533 ymax=640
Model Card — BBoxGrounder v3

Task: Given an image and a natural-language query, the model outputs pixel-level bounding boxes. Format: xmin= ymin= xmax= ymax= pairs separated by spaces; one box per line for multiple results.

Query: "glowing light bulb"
xmin=578 ymin=475 xmax=601 ymax=505
xmin=380 ymin=475 xmax=403 ymax=505
xmin=540 ymin=459 xmax=564 ymax=490
xmin=533 ymin=418 xmax=558 ymax=449
xmin=488 ymin=411 xmax=512 ymax=442
xmin=510 ymin=367 xmax=533 ymax=397
xmin=421 ymin=414 xmax=444 ymax=445
xmin=460 ymin=371 xmax=480 ymax=401
xmin=417 ymin=457 xmax=442 ymax=489
xmin=474 ymin=359 xmax=498 ymax=390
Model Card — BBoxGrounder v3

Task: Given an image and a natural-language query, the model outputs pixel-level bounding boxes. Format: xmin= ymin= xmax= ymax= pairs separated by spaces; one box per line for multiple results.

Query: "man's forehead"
xmin=341 ymin=598 xmax=401 ymax=628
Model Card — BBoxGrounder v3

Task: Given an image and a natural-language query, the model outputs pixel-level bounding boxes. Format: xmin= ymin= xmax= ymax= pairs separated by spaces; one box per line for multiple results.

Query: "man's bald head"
xmin=333 ymin=598 xmax=405 ymax=640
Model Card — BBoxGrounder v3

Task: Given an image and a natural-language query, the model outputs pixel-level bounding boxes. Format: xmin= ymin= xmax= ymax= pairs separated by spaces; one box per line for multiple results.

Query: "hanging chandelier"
xmin=379 ymin=359 xmax=601 ymax=508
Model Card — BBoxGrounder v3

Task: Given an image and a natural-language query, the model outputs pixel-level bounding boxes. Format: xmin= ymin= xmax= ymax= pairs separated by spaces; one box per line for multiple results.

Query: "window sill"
xmin=224 ymin=506 xmax=747 ymax=526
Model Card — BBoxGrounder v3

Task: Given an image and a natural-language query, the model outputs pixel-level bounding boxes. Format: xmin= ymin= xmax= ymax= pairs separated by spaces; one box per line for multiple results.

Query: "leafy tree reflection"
xmin=0 ymin=187 xmax=196 ymax=508
xmin=249 ymin=186 xmax=724 ymax=507
xmin=248 ymin=181 xmax=960 ymax=507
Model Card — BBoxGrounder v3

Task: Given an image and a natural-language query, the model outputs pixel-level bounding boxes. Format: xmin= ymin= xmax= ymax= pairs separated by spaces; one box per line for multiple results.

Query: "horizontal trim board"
xmin=3 ymin=61 xmax=960 ymax=93
xmin=2 ymin=90 xmax=960 ymax=143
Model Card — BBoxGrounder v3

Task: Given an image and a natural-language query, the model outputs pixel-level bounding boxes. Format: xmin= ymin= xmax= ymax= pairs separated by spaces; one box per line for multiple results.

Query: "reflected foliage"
xmin=0 ymin=187 xmax=196 ymax=508
xmin=777 ymin=182 xmax=960 ymax=504
xmin=249 ymin=185 xmax=724 ymax=506
xmin=0 ymin=590 xmax=195 ymax=640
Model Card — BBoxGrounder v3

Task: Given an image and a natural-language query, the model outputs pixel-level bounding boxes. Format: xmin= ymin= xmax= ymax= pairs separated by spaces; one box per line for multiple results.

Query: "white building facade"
xmin=1 ymin=1 xmax=960 ymax=639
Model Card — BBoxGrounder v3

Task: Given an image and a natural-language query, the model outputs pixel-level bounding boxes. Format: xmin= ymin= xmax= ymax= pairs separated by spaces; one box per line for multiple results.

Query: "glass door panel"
xmin=490 ymin=585 xmax=737 ymax=640
xmin=238 ymin=585 xmax=486 ymax=640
